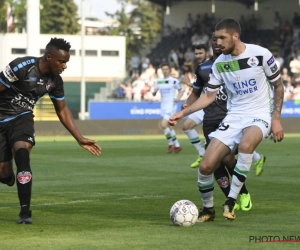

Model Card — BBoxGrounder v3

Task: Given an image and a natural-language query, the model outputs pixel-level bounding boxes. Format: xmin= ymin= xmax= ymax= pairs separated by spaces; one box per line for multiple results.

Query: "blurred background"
xmin=0 ymin=0 xmax=299 ymax=128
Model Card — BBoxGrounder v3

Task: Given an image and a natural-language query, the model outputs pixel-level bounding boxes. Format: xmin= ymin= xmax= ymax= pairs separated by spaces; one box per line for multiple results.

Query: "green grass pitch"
xmin=0 ymin=134 xmax=299 ymax=250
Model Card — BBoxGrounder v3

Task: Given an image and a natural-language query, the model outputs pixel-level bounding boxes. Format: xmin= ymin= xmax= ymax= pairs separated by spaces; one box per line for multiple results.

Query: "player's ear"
xmin=46 ymin=53 xmax=51 ymax=62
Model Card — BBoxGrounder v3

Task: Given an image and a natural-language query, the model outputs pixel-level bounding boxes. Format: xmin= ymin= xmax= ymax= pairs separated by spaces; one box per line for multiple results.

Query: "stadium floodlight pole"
xmin=26 ymin=0 xmax=40 ymax=57
xmin=80 ymin=0 xmax=86 ymax=120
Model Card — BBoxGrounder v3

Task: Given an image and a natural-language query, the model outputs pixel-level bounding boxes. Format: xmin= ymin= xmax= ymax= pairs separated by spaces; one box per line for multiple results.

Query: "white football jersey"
xmin=208 ymin=43 xmax=281 ymax=116
xmin=155 ymin=76 xmax=182 ymax=110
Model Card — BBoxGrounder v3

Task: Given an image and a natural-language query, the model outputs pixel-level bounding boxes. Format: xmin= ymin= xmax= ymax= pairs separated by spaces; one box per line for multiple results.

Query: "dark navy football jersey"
xmin=0 ymin=56 xmax=65 ymax=122
xmin=192 ymin=57 xmax=227 ymax=121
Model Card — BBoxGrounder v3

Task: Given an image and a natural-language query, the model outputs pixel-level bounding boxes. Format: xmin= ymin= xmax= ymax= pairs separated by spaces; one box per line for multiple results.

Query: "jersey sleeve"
xmin=49 ymin=76 xmax=65 ymax=101
xmin=206 ymin=64 xmax=222 ymax=92
xmin=0 ymin=58 xmax=29 ymax=88
xmin=193 ymin=65 xmax=204 ymax=90
xmin=263 ymin=50 xmax=281 ymax=82
xmin=173 ymin=78 xmax=182 ymax=91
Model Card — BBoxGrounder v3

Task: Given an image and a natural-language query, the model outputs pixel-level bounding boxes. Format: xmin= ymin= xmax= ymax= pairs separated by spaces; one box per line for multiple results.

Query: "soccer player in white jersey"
xmin=181 ymin=44 xmax=208 ymax=168
xmin=153 ymin=63 xmax=184 ymax=153
xmin=169 ymin=18 xmax=284 ymax=221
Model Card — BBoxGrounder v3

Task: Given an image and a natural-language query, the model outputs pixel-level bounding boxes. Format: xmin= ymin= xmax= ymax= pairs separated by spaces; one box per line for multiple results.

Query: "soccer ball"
xmin=170 ymin=200 xmax=199 ymax=226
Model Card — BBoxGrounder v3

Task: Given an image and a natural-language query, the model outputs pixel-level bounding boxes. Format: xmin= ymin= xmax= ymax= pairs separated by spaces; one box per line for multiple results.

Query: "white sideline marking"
xmin=0 ymin=195 xmax=166 ymax=209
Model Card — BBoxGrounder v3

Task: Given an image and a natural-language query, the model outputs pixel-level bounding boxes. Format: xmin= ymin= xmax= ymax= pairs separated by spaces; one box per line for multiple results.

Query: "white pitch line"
xmin=0 ymin=195 xmax=166 ymax=209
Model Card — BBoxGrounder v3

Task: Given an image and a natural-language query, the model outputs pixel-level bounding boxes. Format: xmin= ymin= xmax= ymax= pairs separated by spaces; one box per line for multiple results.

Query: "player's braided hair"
xmin=45 ymin=37 xmax=71 ymax=53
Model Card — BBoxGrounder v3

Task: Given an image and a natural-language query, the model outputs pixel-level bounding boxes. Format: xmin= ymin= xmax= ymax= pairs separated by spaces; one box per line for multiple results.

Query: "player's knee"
xmin=238 ymin=142 xmax=255 ymax=154
xmin=15 ymin=148 xmax=31 ymax=172
xmin=199 ymin=161 xmax=214 ymax=175
xmin=0 ymin=161 xmax=13 ymax=179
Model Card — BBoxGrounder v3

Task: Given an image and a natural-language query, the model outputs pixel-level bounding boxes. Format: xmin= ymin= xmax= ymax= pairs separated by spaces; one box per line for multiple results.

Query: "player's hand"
xmin=169 ymin=111 xmax=184 ymax=126
xmin=77 ymin=137 xmax=102 ymax=156
xmin=271 ymin=119 xmax=284 ymax=143
xmin=181 ymin=103 xmax=188 ymax=110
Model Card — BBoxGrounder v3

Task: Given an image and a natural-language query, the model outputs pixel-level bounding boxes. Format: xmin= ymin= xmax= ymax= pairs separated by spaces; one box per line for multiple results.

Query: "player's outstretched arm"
xmin=170 ymin=91 xmax=216 ymax=126
xmin=271 ymin=78 xmax=284 ymax=143
xmin=52 ymin=99 xmax=101 ymax=156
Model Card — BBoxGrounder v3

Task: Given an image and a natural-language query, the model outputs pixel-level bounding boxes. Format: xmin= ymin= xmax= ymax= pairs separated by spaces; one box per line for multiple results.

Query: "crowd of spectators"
xmin=110 ymin=12 xmax=300 ymax=102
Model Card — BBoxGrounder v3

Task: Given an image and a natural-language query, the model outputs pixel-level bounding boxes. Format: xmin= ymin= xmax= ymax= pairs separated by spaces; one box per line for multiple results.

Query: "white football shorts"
xmin=208 ymin=114 xmax=271 ymax=151
xmin=161 ymin=105 xmax=177 ymax=121
xmin=187 ymin=109 xmax=204 ymax=125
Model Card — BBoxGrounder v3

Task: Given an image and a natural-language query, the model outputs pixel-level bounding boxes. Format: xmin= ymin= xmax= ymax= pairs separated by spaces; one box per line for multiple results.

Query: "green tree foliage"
xmin=0 ymin=0 xmax=79 ymax=34
xmin=40 ymin=0 xmax=79 ymax=34
xmin=107 ymin=0 xmax=162 ymax=59
xmin=0 ymin=0 xmax=6 ymax=32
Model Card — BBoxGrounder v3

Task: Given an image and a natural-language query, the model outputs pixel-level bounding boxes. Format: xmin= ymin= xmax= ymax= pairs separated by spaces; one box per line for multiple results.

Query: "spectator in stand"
xmin=182 ymin=64 xmax=194 ymax=86
xmin=141 ymin=56 xmax=150 ymax=73
xmin=275 ymin=53 xmax=284 ymax=70
xmin=177 ymin=52 xmax=185 ymax=76
xmin=145 ymin=63 xmax=156 ymax=84
xmin=184 ymin=47 xmax=195 ymax=62
xmin=132 ymin=75 xmax=145 ymax=101
xmin=130 ymin=53 xmax=140 ymax=75
xmin=120 ymin=82 xmax=133 ymax=101
xmin=248 ymin=14 xmax=258 ymax=31
xmin=293 ymin=83 xmax=300 ymax=100
xmin=183 ymin=55 xmax=194 ymax=74
xmin=177 ymin=43 xmax=186 ymax=55
xmin=284 ymin=82 xmax=294 ymax=101
xmin=289 ymin=56 xmax=300 ymax=78
xmin=239 ymin=15 xmax=248 ymax=32
xmin=185 ymin=13 xmax=194 ymax=36
xmin=153 ymin=57 xmax=161 ymax=73
xmin=168 ymin=49 xmax=179 ymax=68
xmin=274 ymin=12 xmax=282 ymax=36
xmin=293 ymin=12 xmax=300 ymax=27
xmin=141 ymin=83 xmax=151 ymax=100
xmin=281 ymin=67 xmax=292 ymax=87
xmin=191 ymin=32 xmax=202 ymax=46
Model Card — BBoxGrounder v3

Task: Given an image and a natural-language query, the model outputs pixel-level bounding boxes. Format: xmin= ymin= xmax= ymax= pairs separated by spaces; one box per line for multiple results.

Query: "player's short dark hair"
xmin=45 ymin=37 xmax=71 ymax=54
xmin=215 ymin=18 xmax=241 ymax=36
xmin=194 ymin=44 xmax=208 ymax=51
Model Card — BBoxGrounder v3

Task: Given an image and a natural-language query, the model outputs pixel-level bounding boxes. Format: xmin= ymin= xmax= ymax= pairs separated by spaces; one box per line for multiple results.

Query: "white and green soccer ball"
xmin=170 ymin=200 xmax=199 ymax=227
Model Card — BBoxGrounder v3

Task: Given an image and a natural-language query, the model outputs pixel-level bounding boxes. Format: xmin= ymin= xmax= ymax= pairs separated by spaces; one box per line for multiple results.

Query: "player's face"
xmin=211 ymin=35 xmax=221 ymax=56
xmin=194 ymin=48 xmax=207 ymax=64
xmin=215 ymin=29 xmax=238 ymax=55
xmin=47 ymin=49 xmax=70 ymax=75
xmin=161 ymin=65 xmax=170 ymax=78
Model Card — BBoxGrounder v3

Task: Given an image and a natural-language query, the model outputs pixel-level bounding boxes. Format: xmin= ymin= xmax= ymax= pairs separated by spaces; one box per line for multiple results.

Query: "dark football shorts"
xmin=0 ymin=113 xmax=35 ymax=162
xmin=202 ymin=118 xmax=224 ymax=149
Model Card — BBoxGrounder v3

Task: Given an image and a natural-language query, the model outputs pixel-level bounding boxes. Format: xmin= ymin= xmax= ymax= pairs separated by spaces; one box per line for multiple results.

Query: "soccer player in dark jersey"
xmin=182 ymin=34 xmax=265 ymax=222
xmin=0 ymin=38 xmax=101 ymax=224
xmin=181 ymin=44 xmax=207 ymax=168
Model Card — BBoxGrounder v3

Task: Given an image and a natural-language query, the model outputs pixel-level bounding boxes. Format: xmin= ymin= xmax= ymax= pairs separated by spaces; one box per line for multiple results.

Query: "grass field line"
xmin=0 ymin=195 xmax=166 ymax=209
xmin=36 ymin=133 xmax=300 ymax=141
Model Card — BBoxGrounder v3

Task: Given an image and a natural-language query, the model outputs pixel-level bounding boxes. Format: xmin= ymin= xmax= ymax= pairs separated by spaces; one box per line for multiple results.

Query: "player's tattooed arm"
xmin=272 ymin=78 xmax=284 ymax=120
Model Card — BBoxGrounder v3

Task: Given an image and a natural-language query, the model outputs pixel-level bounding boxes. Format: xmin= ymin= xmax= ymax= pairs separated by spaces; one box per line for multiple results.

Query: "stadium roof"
xmin=147 ymin=0 xmax=269 ymax=9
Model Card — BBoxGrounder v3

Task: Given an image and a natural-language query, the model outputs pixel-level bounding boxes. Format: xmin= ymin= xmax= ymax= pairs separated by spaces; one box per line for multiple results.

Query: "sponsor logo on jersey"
xmin=11 ymin=93 xmax=35 ymax=110
xmin=232 ymin=78 xmax=258 ymax=95
xmin=17 ymin=171 xmax=32 ymax=184
xmin=267 ymin=55 xmax=275 ymax=66
xmin=3 ymin=65 xmax=18 ymax=82
xmin=252 ymin=118 xmax=269 ymax=128
xmin=247 ymin=56 xmax=259 ymax=67
xmin=13 ymin=59 xmax=35 ymax=72
xmin=271 ymin=64 xmax=278 ymax=73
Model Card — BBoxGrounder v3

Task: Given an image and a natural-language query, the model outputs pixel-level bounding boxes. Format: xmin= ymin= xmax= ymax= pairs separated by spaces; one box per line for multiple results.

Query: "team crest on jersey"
xmin=271 ymin=64 xmax=278 ymax=73
xmin=3 ymin=65 xmax=18 ymax=82
xmin=247 ymin=57 xmax=259 ymax=67
xmin=17 ymin=171 xmax=32 ymax=184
